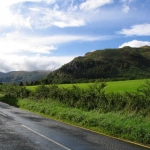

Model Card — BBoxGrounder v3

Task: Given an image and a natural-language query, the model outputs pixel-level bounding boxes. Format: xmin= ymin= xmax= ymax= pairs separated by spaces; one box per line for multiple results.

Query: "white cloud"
xmin=1 ymin=0 xmax=54 ymax=7
xmin=0 ymin=5 xmax=30 ymax=28
xmin=122 ymin=4 xmax=130 ymax=13
xmin=0 ymin=0 xmax=116 ymax=29
xmin=0 ymin=54 xmax=75 ymax=72
xmin=0 ymin=32 xmax=108 ymax=55
xmin=0 ymin=0 xmax=85 ymax=29
xmin=0 ymin=0 xmax=37 ymax=29
xmin=120 ymin=0 xmax=135 ymax=3
xmin=67 ymin=0 xmax=77 ymax=12
xmin=0 ymin=31 xmax=109 ymax=72
xmin=120 ymin=0 xmax=135 ymax=13
xmin=118 ymin=24 xmax=150 ymax=36
xmin=119 ymin=40 xmax=150 ymax=48
xmin=80 ymin=0 xmax=113 ymax=11
xmin=38 ymin=8 xmax=85 ymax=28
xmin=47 ymin=35 xmax=108 ymax=45
xmin=0 ymin=0 xmax=56 ymax=29
xmin=0 ymin=32 xmax=57 ymax=54
xmin=44 ymin=0 xmax=55 ymax=4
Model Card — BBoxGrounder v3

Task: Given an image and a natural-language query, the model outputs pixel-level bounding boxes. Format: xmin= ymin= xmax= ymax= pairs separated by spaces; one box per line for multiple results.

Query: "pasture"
xmin=26 ymin=79 xmax=150 ymax=93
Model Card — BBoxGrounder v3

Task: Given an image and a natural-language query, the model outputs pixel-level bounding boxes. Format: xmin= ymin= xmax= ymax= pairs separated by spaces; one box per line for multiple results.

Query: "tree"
xmin=19 ymin=81 xmax=24 ymax=86
xmin=25 ymin=81 xmax=29 ymax=86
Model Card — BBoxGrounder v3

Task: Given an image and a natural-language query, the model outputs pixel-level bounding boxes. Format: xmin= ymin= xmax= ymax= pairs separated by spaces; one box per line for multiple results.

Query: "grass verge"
xmin=1 ymin=97 xmax=150 ymax=147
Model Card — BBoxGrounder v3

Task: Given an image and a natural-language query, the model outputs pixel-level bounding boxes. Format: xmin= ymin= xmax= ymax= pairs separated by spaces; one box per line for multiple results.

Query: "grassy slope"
xmin=105 ymin=79 xmax=150 ymax=93
xmin=27 ymin=79 xmax=150 ymax=93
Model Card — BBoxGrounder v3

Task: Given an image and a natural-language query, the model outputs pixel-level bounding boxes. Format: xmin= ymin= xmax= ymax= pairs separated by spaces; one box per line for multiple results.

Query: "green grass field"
xmin=105 ymin=79 xmax=150 ymax=93
xmin=26 ymin=79 xmax=150 ymax=93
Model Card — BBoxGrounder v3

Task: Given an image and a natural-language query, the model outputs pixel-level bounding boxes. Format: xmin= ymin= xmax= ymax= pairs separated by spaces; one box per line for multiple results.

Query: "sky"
xmin=0 ymin=0 xmax=150 ymax=72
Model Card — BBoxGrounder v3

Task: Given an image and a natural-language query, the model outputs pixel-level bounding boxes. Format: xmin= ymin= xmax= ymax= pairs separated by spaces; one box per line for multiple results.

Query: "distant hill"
xmin=44 ymin=46 xmax=150 ymax=83
xmin=0 ymin=71 xmax=50 ymax=84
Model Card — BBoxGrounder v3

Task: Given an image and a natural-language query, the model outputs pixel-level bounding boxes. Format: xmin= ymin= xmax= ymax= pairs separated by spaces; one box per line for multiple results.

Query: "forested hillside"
xmin=0 ymin=71 xmax=50 ymax=84
xmin=45 ymin=46 xmax=150 ymax=83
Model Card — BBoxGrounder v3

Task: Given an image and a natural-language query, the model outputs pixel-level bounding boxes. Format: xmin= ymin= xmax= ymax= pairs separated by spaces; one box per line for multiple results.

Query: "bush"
xmin=35 ymin=84 xmax=50 ymax=99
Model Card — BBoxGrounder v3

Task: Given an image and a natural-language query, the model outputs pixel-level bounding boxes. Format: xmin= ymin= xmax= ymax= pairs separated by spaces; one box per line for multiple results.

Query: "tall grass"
xmin=1 ymin=97 xmax=150 ymax=144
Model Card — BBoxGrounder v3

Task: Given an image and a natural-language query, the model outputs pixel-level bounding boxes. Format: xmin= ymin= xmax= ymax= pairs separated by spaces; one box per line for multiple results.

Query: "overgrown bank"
xmin=0 ymin=82 xmax=150 ymax=146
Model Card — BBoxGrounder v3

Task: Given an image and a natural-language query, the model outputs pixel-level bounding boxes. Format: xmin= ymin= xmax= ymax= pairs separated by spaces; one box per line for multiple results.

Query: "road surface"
xmin=0 ymin=102 xmax=149 ymax=150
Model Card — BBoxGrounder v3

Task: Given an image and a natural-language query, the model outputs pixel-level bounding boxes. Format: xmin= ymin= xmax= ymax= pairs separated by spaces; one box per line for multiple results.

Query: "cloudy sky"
xmin=0 ymin=0 xmax=150 ymax=72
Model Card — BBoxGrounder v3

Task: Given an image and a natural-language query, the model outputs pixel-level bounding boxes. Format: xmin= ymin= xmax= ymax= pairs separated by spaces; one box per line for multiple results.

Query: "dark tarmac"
xmin=0 ymin=102 xmax=149 ymax=150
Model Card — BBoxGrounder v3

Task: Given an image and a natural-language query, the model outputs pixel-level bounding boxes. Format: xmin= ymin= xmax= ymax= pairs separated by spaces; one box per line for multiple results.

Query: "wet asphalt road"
xmin=0 ymin=102 xmax=149 ymax=150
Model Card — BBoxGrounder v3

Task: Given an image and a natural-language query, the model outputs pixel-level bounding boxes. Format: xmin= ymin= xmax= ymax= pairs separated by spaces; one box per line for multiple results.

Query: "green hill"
xmin=0 ymin=71 xmax=50 ymax=84
xmin=45 ymin=46 xmax=150 ymax=83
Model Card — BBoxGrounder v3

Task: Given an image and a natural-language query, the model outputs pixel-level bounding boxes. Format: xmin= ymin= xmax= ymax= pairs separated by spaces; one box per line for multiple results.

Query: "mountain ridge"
xmin=44 ymin=46 xmax=150 ymax=83
xmin=0 ymin=70 xmax=50 ymax=84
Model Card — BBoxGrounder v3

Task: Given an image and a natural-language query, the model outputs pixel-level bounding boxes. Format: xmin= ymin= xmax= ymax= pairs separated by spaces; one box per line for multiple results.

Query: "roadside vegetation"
xmin=0 ymin=81 xmax=150 ymax=146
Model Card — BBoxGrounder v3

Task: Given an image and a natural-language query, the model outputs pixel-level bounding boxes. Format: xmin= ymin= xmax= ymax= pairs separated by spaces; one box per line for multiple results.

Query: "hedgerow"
xmin=1 ymin=82 xmax=150 ymax=115
xmin=0 ymin=82 xmax=150 ymax=144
